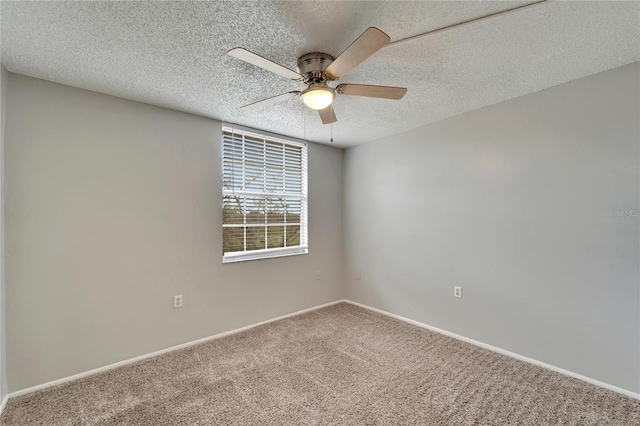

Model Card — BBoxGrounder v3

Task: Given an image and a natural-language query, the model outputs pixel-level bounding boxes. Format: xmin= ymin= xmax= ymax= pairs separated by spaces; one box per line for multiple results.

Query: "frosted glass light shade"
xmin=301 ymin=87 xmax=335 ymax=110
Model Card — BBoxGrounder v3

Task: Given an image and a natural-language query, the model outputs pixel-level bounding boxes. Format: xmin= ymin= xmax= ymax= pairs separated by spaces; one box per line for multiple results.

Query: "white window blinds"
xmin=222 ymin=126 xmax=308 ymax=263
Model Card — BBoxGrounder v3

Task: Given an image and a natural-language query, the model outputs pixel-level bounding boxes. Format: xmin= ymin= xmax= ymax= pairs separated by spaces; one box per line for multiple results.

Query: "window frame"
xmin=221 ymin=124 xmax=308 ymax=263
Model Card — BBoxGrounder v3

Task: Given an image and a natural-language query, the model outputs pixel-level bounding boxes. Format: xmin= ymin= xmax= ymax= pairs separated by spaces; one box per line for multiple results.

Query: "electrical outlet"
xmin=174 ymin=295 xmax=183 ymax=308
xmin=315 ymin=270 xmax=321 ymax=280
xmin=454 ymin=286 xmax=462 ymax=299
xmin=356 ymin=269 xmax=361 ymax=280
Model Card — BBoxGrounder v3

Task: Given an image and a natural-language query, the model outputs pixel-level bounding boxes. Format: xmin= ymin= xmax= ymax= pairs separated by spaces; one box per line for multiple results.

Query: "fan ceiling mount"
xmin=228 ymin=27 xmax=408 ymax=124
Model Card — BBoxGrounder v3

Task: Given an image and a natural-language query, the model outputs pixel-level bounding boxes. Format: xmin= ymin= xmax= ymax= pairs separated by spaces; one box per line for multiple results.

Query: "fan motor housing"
xmin=297 ymin=52 xmax=335 ymax=84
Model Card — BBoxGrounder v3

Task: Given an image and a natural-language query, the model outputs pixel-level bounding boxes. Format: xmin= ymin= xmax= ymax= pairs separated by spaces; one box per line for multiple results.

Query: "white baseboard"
xmin=8 ymin=299 xmax=347 ymax=399
xmin=344 ymin=299 xmax=640 ymax=401
xmin=7 ymin=298 xmax=639 ymax=403
xmin=0 ymin=394 xmax=8 ymax=417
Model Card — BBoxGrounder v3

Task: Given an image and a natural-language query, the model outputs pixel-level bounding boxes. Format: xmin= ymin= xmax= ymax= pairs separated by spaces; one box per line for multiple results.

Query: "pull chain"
xmin=330 ymin=104 xmax=334 ymax=143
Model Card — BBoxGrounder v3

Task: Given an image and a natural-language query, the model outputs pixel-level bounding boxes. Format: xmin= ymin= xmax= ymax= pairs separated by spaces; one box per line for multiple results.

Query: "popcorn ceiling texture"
xmin=0 ymin=1 xmax=638 ymax=147
xmin=1 ymin=303 xmax=639 ymax=425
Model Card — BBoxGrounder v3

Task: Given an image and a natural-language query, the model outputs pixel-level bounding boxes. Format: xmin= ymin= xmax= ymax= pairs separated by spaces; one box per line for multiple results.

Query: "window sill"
xmin=222 ymin=247 xmax=309 ymax=264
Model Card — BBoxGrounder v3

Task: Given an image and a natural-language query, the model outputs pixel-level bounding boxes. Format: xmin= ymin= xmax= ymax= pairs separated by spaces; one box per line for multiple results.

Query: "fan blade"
xmin=336 ymin=84 xmax=407 ymax=100
xmin=228 ymin=48 xmax=302 ymax=80
xmin=318 ymin=106 xmax=337 ymax=124
xmin=240 ymin=91 xmax=300 ymax=111
xmin=324 ymin=27 xmax=390 ymax=79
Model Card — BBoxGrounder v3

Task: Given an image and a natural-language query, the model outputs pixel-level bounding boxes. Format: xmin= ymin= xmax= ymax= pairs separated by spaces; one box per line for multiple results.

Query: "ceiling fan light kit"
xmin=228 ymin=27 xmax=407 ymax=125
xmin=301 ymin=84 xmax=335 ymax=110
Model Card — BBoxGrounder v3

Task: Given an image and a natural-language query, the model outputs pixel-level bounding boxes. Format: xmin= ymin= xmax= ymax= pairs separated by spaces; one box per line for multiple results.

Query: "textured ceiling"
xmin=1 ymin=1 xmax=639 ymax=148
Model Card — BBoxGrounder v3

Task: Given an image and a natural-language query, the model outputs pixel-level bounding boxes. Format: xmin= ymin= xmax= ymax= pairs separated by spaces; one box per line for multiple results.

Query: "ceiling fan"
xmin=227 ymin=27 xmax=407 ymax=124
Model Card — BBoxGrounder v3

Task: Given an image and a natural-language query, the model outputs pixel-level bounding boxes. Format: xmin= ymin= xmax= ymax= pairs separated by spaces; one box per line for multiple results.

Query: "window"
xmin=222 ymin=125 xmax=308 ymax=263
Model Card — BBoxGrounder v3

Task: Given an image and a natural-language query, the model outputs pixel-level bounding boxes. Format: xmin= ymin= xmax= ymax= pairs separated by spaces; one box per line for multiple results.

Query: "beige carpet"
xmin=2 ymin=303 xmax=639 ymax=425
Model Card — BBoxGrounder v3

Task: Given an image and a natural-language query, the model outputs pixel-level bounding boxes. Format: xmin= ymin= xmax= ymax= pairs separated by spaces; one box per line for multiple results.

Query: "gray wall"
xmin=1 ymin=65 xmax=7 ymax=400
xmin=343 ymin=63 xmax=640 ymax=393
xmin=4 ymin=63 xmax=639 ymax=395
xmin=4 ymin=74 xmax=345 ymax=392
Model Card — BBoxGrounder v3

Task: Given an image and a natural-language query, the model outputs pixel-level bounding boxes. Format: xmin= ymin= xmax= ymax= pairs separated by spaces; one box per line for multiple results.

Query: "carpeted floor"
xmin=1 ymin=303 xmax=639 ymax=425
